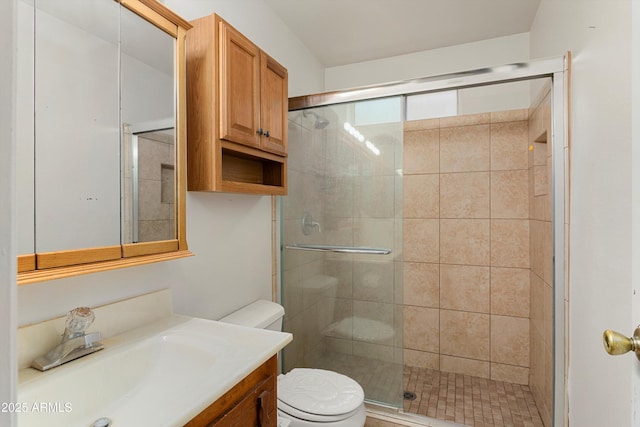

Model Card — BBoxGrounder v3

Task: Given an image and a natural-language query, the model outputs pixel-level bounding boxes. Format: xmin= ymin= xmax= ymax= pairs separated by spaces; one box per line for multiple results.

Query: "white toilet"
xmin=219 ymin=299 xmax=367 ymax=427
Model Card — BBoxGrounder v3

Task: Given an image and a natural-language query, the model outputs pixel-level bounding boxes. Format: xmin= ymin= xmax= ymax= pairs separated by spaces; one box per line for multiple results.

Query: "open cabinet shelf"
xmin=220 ymin=145 xmax=287 ymax=195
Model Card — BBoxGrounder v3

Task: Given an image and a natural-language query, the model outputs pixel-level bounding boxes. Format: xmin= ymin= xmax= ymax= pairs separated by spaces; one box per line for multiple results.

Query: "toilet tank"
xmin=218 ymin=299 xmax=284 ymax=331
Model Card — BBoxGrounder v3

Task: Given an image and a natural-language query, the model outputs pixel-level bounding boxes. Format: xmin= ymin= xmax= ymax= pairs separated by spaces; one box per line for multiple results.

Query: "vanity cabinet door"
xmin=185 ymin=355 xmax=277 ymax=427
xmin=209 ymin=375 xmax=276 ymax=427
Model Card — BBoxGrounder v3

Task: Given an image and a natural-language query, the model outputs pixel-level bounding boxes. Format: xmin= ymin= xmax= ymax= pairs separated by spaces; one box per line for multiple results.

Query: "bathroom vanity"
xmin=17 ymin=291 xmax=291 ymax=427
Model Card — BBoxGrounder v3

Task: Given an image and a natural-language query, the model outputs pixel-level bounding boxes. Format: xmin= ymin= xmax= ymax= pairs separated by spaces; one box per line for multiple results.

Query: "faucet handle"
xmin=301 ymin=212 xmax=322 ymax=235
xmin=65 ymin=307 xmax=95 ymax=334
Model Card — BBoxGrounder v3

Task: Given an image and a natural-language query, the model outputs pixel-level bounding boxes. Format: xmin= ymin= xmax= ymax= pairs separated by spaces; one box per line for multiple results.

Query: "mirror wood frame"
xmin=17 ymin=0 xmax=193 ymax=286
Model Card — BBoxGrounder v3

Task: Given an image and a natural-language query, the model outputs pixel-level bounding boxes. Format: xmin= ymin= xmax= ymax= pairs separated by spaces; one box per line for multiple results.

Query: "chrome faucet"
xmin=31 ymin=307 xmax=103 ymax=371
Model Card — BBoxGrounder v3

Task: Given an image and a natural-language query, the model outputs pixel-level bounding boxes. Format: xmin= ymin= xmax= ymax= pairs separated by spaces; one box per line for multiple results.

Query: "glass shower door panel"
xmin=281 ymin=98 xmax=404 ymax=409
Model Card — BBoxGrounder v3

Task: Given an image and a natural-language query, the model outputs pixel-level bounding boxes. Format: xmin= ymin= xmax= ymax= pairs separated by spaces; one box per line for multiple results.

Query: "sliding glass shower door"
xmin=281 ymin=97 xmax=404 ymax=408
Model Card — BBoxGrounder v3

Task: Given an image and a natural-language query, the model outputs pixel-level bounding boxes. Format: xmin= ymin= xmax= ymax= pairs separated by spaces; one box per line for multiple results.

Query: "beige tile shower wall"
xmin=528 ymin=89 xmax=553 ymax=427
xmin=402 ymin=110 xmax=531 ymax=385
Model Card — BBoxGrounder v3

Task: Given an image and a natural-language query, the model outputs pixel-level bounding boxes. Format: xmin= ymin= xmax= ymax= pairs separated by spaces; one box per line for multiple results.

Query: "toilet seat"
xmin=277 ymin=369 xmax=364 ymax=422
xmin=277 ymin=400 xmax=363 ymax=423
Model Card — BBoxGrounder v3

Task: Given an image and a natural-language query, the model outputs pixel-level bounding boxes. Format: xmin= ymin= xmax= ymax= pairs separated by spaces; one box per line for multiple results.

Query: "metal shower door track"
xmin=289 ymin=55 xmax=566 ymax=110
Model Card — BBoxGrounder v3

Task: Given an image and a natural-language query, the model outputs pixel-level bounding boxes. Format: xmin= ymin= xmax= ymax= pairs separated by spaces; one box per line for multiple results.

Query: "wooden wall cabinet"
xmin=186 ymin=14 xmax=288 ymax=195
xmin=185 ymin=355 xmax=277 ymax=427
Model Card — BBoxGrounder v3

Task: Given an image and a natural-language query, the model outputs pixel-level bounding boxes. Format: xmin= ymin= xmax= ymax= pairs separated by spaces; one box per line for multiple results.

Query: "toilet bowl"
xmin=277 ymin=367 xmax=366 ymax=427
xmin=219 ymin=300 xmax=366 ymax=427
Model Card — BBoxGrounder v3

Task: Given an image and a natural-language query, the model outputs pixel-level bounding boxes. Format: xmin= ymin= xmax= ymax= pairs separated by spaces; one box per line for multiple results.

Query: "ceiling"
xmin=263 ymin=0 xmax=541 ymax=67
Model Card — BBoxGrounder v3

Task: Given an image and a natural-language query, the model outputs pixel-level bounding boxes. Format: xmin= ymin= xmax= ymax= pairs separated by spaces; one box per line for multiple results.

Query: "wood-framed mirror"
xmin=16 ymin=0 xmax=192 ymax=285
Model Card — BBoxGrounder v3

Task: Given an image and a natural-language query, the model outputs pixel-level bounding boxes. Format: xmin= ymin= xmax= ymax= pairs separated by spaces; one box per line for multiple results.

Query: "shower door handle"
xmin=285 ymin=244 xmax=391 ymax=255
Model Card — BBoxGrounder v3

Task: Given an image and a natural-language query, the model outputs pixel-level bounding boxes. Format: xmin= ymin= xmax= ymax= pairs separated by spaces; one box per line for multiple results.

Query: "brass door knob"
xmin=603 ymin=327 xmax=640 ymax=360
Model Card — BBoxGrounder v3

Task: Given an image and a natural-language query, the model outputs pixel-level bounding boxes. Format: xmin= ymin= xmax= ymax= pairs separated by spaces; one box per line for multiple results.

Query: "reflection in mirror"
xmin=122 ymin=123 xmax=175 ymax=244
xmin=16 ymin=0 xmax=34 ymax=256
xmin=120 ymin=5 xmax=176 ymax=245
xmin=34 ymin=0 xmax=121 ymax=253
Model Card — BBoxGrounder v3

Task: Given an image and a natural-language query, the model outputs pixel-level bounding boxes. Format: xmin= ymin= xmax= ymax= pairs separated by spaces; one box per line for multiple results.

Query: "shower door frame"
xmin=288 ymin=54 xmax=569 ymax=427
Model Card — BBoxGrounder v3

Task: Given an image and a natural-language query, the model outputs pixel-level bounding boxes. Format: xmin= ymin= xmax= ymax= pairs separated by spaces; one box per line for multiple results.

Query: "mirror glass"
xmin=120 ymin=9 xmax=176 ymax=244
xmin=34 ymin=0 xmax=121 ymax=253
xmin=16 ymin=0 xmax=35 ymax=256
xmin=17 ymin=0 xmax=177 ymax=259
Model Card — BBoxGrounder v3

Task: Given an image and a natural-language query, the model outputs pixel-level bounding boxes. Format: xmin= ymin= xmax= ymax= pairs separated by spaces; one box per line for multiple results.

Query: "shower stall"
xmin=280 ymin=57 xmax=568 ymax=427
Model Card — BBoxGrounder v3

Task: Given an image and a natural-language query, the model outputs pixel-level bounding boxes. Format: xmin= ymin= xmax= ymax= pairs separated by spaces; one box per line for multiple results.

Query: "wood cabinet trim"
xmin=221 ymin=180 xmax=287 ymax=196
xmin=17 ymin=254 xmax=36 ymax=273
xmin=122 ymin=240 xmax=179 ymax=258
xmin=36 ymin=245 xmax=123 ymax=270
xmin=121 ymin=0 xmax=178 ymax=37
xmin=176 ymin=24 xmax=189 ymax=249
xmin=220 ymin=140 xmax=286 ymax=164
xmin=136 ymin=0 xmax=192 ymax=30
xmin=18 ymin=250 xmax=193 ymax=286
xmin=186 ymin=14 xmax=218 ymax=191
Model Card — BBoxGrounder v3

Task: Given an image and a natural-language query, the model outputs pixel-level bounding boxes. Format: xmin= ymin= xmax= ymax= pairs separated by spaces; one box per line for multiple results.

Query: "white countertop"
xmin=17 ymin=315 xmax=292 ymax=427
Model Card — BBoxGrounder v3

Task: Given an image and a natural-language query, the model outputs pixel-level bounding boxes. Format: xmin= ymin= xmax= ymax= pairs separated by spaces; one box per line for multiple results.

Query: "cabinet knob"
xmin=264 ymin=130 xmax=270 ymax=138
xmin=257 ymin=128 xmax=264 ymax=136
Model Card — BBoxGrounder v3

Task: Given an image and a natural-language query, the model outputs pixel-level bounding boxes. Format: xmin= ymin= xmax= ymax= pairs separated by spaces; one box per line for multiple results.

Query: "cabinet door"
xmin=210 ymin=375 xmax=276 ymax=427
xmin=185 ymin=355 xmax=278 ymax=427
xmin=219 ymin=20 xmax=260 ymax=149
xmin=259 ymin=51 xmax=288 ymax=156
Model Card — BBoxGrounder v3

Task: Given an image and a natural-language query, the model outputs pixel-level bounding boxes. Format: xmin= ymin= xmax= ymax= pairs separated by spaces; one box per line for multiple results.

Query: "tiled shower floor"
xmin=308 ymin=352 xmax=544 ymax=427
xmin=403 ymin=365 xmax=544 ymax=427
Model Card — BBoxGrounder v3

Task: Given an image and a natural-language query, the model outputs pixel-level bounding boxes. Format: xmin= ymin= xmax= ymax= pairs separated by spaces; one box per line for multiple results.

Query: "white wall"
xmin=529 ymin=1 xmax=634 ymax=426
xmin=457 ymin=80 xmax=532 ymax=116
xmin=17 ymin=0 xmax=324 ymax=326
xmin=0 ymin=1 xmax=17 ymax=427
xmin=325 ymin=32 xmax=530 ymax=91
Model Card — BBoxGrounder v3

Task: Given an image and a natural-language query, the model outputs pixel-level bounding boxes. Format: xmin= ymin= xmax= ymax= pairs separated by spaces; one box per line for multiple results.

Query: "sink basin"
xmin=18 ymin=316 xmax=292 ymax=427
